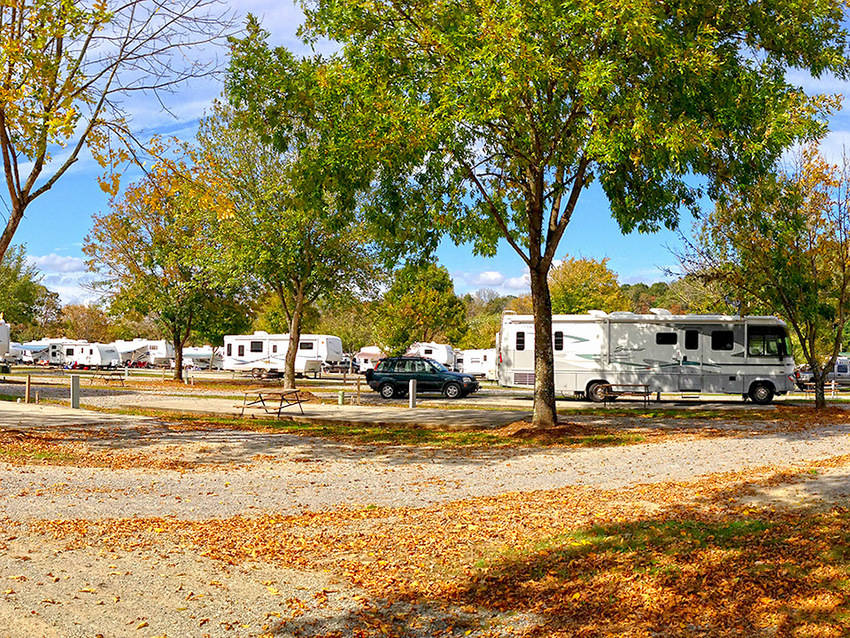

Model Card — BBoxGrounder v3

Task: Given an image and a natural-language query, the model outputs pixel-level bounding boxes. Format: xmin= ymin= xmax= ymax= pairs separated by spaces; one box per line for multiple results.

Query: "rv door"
xmin=678 ymin=328 xmax=703 ymax=391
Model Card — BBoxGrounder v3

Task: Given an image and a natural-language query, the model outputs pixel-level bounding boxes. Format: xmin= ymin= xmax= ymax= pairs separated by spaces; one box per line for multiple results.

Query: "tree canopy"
xmin=549 ymin=257 xmax=629 ymax=315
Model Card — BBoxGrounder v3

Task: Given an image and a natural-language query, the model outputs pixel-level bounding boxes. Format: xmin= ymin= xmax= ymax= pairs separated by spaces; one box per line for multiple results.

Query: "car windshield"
xmin=426 ymin=358 xmax=448 ymax=372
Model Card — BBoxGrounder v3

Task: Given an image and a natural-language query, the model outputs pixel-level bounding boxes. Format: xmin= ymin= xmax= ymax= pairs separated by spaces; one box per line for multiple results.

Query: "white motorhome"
xmin=406 ymin=342 xmax=457 ymax=369
xmin=497 ymin=310 xmax=796 ymax=404
xmin=112 ymin=339 xmax=174 ymax=366
xmin=458 ymin=348 xmax=497 ymax=379
xmin=222 ymin=332 xmax=344 ymax=377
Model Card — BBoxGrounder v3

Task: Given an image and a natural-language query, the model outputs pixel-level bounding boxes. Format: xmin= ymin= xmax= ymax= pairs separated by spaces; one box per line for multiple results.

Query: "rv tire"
xmin=749 ymin=382 xmax=775 ymax=405
xmin=586 ymin=381 xmax=609 ymax=403
xmin=251 ymin=368 xmax=261 ymax=379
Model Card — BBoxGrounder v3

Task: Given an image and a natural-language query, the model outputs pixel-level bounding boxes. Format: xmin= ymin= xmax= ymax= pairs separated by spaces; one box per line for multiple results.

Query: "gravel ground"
xmin=2 ymin=396 xmax=850 ymax=637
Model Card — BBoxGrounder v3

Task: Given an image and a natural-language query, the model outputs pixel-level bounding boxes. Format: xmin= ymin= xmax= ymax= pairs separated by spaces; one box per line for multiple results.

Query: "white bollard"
xmin=408 ymin=379 xmax=417 ymax=408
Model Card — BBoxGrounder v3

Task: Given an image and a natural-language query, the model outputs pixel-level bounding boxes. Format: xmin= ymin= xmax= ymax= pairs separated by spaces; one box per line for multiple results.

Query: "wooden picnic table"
xmin=600 ymin=383 xmax=652 ymax=407
xmin=237 ymin=388 xmax=306 ymax=420
xmin=86 ymin=371 xmax=126 ymax=386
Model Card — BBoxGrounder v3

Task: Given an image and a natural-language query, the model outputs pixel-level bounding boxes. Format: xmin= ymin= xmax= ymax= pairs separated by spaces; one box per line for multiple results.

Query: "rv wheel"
xmin=749 ymin=382 xmax=775 ymax=405
xmin=251 ymin=368 xmax=261 ymax=379
xmin=586 ymin=381 xmax=609 ymax=403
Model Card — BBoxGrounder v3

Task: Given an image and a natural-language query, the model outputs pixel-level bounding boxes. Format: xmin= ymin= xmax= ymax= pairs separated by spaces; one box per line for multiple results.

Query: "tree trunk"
xmin=529 ymin=263 xmax=558 ymax=427
xmin=813 ymin=369 xmax=827 ymax=410
xmin=283 ymin=287 xmax=305 ymax=390
xmin=172 ymin=329 xmax=184 ymax=382
xmin=0 ymin=200 xmax=24 ymax=263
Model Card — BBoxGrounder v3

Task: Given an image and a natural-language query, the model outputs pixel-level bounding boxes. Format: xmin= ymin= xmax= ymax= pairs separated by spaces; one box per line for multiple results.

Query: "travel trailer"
xmin=0 ymin=318 xmax=9 ymax=362
xmin=458 ymin=348 xmax=497 ymax=379
xmin=112 ymin=339 xmax=174 ymax=366
xmin=406 ymin=342 xmax=457 ymax=369
xmin=497 ymin=310 xmax=796 ymax=404
xmin=354 ymin=346 xmax=386 ymax=372
xmin=64 ymin=343 xmax=121 ymax=369
xmin=222 ymin=332 xmax=344 ymax=377
xmin=179 ymin=345 xmax=223 ymax=370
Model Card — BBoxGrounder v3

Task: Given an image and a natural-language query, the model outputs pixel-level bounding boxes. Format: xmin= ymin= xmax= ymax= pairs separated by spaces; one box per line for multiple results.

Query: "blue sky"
xmin=8 ymin=2 xmax=850 ymax=303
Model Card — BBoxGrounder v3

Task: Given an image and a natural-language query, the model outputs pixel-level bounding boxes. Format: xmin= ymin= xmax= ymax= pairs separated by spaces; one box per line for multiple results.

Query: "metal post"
xmin=356 ymin=378 xmax=361 ymax=405
xmin=25 ymin=374 xmax=31 ymax=404
xmin=124 ymin=365 xmax=129 ymax=379
xmin=70 ymin=375 xmax=80 ymax=409
xmin=338 ymin=390 xmax=345 ymax=405
xmin=408 ymin=379 xmax=417 ymax=408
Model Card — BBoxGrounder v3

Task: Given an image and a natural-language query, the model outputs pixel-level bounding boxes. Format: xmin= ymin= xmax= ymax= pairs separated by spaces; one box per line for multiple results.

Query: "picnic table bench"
xmin=85 ymin=371 xmax=126 ymax=386
xmin=600 ymin=383 xmax=652 ymax=407
xmin=236 ymin=388 xmax=306 ymax=420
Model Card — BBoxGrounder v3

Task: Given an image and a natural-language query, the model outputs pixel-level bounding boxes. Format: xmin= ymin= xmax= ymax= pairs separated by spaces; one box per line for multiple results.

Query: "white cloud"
xmin=28 ymin=254 xmax=87 ymax=274
xmin=470 ymin=270 xmax=505 ymax=286
xmin=503 ymin=273 xmax=531 ymax=291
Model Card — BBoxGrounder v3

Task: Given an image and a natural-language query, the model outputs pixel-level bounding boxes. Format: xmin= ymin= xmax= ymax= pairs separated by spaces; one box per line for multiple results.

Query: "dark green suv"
xmin=365 ymin=356 xmax=480 ymax=399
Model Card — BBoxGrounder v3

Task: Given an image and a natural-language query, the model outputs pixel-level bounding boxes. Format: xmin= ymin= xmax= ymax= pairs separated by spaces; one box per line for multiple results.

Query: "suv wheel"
xmin=443 ymin=382 xmax=462 ymax=399
xmin=379 ymin=383 xmax=396 ymax=399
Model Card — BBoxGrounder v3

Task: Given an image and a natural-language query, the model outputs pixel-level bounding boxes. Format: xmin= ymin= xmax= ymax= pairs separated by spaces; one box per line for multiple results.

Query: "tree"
xmin=84 ymin=151 xmax=247 ymax=380
xmin=458 ymin=289 xmax=512 ymax=350
xmin=60 ymin=303 xmax=114 ymax=343
xmin=0 ymin=0 xmax=233 ymax=260
xmin=681 ymin=146 xmax=850 ymax=408
xmin=549 ymin=257 xmax=628 ymax=315
xmin=231 ymin=1 xmax=848 ymax=426
xmin=0 ymin=244 xmax=56 ymax=328
xmin=374 ymin=263 xmax=467 ymax=355
xmin=196 ymin=105 xmax=381 ymax=388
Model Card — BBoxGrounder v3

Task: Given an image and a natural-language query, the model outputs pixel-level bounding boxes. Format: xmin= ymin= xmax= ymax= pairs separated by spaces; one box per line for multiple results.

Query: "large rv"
xmin=30 ymin=340 xmax=121 ymax=369
xmin=222 ymin=332 xmax=344 ymax=377
xmin=498 ymin=310 xmax=796 ymax=404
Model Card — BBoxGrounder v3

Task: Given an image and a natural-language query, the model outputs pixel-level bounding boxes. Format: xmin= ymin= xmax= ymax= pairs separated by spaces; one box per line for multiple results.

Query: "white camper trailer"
xmin=113 ymin=339 xmax=174 ymax=366
xmin=0 ymin=318 xmax=9 ymax=363
xmin=180 ymin=345 xmax=223 ymax=370
xmin=354 ymin=346 xmax=385 ymax=372
xmin=222 ymin=332 xmax=344 ymax=377
xmin=458 ymin=348 xmax=497 ymax=379
xmin=64 ymin=343 xmax=121 ymax=369
xmin=497 ymin=310 xmax=796 ymax=404
xmin=406 ymin=342 xmax=457 ymax=369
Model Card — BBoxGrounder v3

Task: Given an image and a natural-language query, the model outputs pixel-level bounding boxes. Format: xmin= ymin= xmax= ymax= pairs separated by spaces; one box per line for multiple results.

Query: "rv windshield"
xmin=747 ymin=325 xmax=790 ymax=357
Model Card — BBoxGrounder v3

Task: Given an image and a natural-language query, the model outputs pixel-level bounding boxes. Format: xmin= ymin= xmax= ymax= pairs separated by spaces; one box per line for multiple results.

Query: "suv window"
xmin=375 ymin=359 xmax=394 ymax=372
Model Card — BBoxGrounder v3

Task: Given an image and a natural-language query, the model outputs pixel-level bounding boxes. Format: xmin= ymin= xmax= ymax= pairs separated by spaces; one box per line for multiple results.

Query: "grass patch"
xmin=0 ymin=445 xmax=73 ymax=463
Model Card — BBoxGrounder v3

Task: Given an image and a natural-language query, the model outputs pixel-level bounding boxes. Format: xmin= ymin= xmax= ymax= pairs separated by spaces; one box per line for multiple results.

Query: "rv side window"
xmin=424 ymin=348 xmax=433 ymax=354
xmin=226 ymin=344 xmax=232 ymax=356
xmin=747 ymin=326 xmax=789 ymax=357
xmin=554 ymin=331 xmax=564 ymax=351
xmin=839 ymin=365 xmax=849 ymax=374
xmin=685 ymin=330 xmax=699 ymax=350
xmin=66 ymin=348 xmax=74 ymax=356
xmin=655 ymin=333 xmax=677 ymax=345
xmin=299 ymin=342 xmax=314 ymax=350
xmin=516 ymin=332 xmax=525 ymax=351
xmin=272 ymin=345 xmax=277 ymax=353
xmin=238 ymin=345 xmax=245 ymax=357
xmin=711 ymin=330 xmax=735 ymax=351
xmin=250 ymin=341 xmax=263 ymax=353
